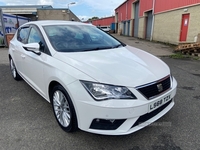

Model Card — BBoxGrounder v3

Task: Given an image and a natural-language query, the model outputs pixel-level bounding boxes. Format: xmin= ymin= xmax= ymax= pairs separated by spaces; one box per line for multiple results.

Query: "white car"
xmin=8 ymin=20 xmax=177 ymax=135
xmin=99 ymin=26 xmax=110 ymax=32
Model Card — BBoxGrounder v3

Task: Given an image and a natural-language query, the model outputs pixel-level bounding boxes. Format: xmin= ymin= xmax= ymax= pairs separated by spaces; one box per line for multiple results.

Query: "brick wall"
xmin=138 ymin=17 xmax=145 ymax=39
xmin=187 ymin=5 xmax=200 ymax=42
xmin=153 ymin=5 xmax=200 ymax=45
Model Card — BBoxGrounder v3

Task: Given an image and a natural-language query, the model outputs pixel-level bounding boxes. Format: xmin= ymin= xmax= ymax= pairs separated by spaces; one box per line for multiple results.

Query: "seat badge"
xmin=157 ymin=83 xmax=163 ymax=92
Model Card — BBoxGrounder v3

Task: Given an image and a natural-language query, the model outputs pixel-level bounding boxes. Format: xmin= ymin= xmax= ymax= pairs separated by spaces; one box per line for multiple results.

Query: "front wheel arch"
xmin=49 ymin=82 xmax=78 ymax=132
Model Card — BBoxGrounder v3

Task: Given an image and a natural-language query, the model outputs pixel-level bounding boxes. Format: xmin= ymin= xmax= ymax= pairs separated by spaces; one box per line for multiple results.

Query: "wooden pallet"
xmin=175 ymin=43 xmax=200 ymax=57
xmin=175 ymin=43 xmax=200 ymax=52
xmin=175 ymin=43 xmax=200 ymax=51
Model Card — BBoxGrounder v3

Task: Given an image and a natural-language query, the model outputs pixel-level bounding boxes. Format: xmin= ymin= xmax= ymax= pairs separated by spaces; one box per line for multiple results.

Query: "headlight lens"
xmin=80 ymin=81 xmax=137 ymax=101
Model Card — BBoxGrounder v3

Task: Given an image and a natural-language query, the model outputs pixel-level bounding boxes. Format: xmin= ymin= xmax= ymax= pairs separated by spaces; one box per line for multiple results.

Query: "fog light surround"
xmin=90 ymin=118 xmax=126 ymax=130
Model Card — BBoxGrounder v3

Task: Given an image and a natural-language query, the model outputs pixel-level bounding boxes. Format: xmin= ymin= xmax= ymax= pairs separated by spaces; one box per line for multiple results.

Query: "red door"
xmin=180 ymin=14 xmax=190 ymax=41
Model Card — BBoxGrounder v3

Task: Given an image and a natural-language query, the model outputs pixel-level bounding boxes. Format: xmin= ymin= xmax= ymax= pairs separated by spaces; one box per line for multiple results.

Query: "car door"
xmin=22 ymin=25 xmax=49 ymax=97
xmin=10 ymin=26 xmax=30 ymax=75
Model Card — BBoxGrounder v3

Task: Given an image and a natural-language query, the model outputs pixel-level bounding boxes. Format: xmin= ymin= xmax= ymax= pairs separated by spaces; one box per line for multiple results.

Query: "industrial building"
xmin=0 ymin=5 xmax=80 ymax=46
xmin=0 ymin=5 xmax=52 ymax=21
xmin=92 ymin=16 xmax=114 ymax=26
xmin=114 ymin=0 xmax=200 ymax=45
xmin=0 ymin=5 xmax=80 ymax=22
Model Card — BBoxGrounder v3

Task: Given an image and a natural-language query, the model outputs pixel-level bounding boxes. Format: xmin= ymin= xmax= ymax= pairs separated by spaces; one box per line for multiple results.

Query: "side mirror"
xmin=23 ymin=43 xmax=41 ymax=55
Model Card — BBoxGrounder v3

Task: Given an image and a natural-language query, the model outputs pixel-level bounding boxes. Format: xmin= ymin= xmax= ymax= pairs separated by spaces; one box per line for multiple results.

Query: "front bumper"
xmin=67 ymin=77 xmax=177 ymax=135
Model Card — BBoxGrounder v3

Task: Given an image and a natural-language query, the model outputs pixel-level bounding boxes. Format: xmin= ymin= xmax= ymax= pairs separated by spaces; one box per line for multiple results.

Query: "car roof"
xmin=24 ymin=20 xmax=93 ymax=27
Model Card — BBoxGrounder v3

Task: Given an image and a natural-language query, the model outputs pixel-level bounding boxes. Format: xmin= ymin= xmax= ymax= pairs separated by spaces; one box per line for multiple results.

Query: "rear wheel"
xmin=50 ymin=85 xmax=78 ymax=132
xmin=9 ymin=57 xmax=21 ymax=81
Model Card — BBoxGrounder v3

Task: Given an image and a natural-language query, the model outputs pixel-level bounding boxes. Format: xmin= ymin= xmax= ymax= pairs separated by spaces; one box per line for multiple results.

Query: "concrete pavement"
xmin=112 ymin=34 xmax=175 ymax=57
xmin=0 ymin=48 xmax=9 ymax=64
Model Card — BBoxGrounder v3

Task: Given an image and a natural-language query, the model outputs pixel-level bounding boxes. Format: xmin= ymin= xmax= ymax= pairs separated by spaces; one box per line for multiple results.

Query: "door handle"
xmin=21 ymin=54 xmax=25 ymax=59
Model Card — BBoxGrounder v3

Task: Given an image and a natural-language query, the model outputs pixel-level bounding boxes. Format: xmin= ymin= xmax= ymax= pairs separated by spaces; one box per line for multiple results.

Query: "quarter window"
xmin=17 ymin=27 xmax=30 ymax=44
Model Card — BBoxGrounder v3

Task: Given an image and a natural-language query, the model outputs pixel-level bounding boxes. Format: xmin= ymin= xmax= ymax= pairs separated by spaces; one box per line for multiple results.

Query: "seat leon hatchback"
xmin=8 ymin=20 xmax=177 ymax=135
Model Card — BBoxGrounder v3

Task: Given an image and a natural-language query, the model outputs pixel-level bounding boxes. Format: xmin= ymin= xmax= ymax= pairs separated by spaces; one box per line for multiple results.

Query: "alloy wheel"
xmin=53 ymin=90 xmax=71 ymax=127
xmin=10 ymin=58 xmax=17 ymax=78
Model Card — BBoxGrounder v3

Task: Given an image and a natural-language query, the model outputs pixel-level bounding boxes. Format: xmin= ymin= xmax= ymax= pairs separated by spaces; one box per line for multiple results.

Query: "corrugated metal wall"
xmin=127 ymin=0 xmax=136 ymax=19
xmin=155 ymin=0 xmax=200 ymax=13
xmin=139 ymin=0 xmax=153 ymax=17
xmin=92 ymin=16 xmax=115 ymax=26
xmin=115 ymin=0 xmax=135 ymax=22
xmin=115 ymin=2 xmax=127 ymax=22
xmin=116 ymin=0 xmax=200 ymax=19
xmin=116 ymin=0 xmax=153 ymax=19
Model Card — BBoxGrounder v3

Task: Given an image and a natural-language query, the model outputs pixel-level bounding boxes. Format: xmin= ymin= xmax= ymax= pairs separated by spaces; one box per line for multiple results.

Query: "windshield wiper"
xmin=112 ymin=44 xmax=123 ymax=48
xmin=83 ymin=46 xmax=112 ymax=51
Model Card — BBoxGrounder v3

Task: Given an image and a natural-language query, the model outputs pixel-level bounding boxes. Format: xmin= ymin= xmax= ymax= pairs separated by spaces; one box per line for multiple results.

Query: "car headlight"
xmin=80 ymin=80 xmax=137 ymax=101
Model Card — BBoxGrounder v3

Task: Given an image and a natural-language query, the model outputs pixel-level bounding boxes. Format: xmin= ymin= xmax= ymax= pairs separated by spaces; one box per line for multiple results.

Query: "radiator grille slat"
xmin=136 ymin=76 xmax=171 ymax=100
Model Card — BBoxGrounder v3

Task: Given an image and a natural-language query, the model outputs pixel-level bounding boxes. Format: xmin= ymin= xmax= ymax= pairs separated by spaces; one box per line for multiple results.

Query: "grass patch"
xmin=192 ymin=56 xmax=200 ymax=60
xmin=170 ymin=53 xmax=187 ymax=59
xmin=170 ymin=52 xmax=199 ymax=60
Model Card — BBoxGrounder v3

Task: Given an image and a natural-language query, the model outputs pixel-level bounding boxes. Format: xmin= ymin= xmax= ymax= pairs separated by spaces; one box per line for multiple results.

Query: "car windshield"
xmin=43 ymin=24 xmax=124 ymax=52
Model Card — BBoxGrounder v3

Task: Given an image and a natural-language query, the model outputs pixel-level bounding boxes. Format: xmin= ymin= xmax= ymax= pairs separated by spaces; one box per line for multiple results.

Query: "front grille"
xmin=136 ymin=76 xmax=171 ymax=99
xmin=131 ymin=99 xmax=172 ymax=128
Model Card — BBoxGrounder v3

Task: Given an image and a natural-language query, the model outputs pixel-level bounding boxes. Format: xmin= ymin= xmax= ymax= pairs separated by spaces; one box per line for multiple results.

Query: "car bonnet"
xmin=53 ymin=46 xmax=170 ymax=87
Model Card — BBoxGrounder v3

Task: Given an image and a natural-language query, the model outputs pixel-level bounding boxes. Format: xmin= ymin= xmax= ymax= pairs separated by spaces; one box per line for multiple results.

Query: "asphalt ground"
xmin=0 ymin=37 xmax=200 ymax=150
xmin=111 ymin=34 xmax=174 ymax=57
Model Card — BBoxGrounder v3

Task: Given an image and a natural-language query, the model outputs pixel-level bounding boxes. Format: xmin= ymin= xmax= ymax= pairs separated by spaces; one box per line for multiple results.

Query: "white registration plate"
xmin=148 ymin=94 xmax=171 ymax=112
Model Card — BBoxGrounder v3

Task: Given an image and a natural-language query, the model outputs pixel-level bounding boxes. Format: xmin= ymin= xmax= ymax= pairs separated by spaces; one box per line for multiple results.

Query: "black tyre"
xmin=9 ymin=57 xmax=22 ymax=81
xmin=50 ymin=84 xmax=78 ymax=132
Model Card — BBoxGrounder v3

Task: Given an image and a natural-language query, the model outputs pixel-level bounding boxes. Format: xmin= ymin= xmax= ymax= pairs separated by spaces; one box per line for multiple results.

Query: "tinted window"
xmin=28 ymin=28 xmax=42 ymax=44
xmin=43 ymin=25 xmax=123 ymax=52
xmin=17 ymin=27 xmax=30 ymax=44
xmin=27 ymin=26 xmax=49 ymax=54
